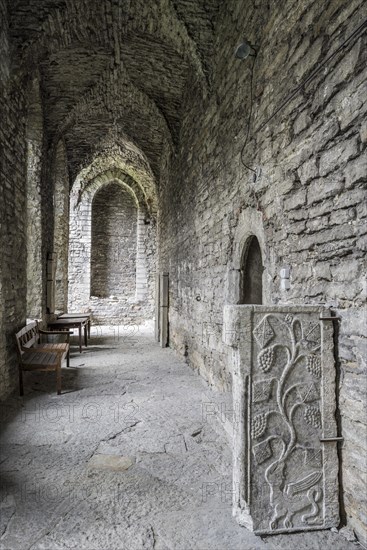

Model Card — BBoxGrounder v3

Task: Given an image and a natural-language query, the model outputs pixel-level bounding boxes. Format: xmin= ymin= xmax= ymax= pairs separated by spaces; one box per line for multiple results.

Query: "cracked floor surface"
xmin=0 ymin=325 xmax=361 ymax=550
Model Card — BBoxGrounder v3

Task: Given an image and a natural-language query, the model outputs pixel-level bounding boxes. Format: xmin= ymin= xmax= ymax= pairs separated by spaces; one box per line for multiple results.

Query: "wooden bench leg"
xmin=19 ymin=367 xmax=24 ymax=396
xmin=56 ymin=364 xmax=62 ymax=395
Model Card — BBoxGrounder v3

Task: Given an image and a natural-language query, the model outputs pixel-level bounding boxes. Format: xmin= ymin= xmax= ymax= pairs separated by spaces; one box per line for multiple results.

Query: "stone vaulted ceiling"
xmin=9 ymin=0 xmax=222 ymax=184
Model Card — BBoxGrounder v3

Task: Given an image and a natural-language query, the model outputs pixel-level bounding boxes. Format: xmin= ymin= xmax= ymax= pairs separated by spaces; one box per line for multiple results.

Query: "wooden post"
xmin=159 ymin=272 xmax=169 ymax=347
xmin=46 ymin=253 xmax=57 ymax=314
xmin=155 ymin=273 xmax=160 ymax=342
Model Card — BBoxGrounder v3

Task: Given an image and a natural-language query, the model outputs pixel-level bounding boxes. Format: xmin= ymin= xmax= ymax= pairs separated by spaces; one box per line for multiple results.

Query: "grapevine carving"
xmin=252 ymin=314 xmax=324 ymax=531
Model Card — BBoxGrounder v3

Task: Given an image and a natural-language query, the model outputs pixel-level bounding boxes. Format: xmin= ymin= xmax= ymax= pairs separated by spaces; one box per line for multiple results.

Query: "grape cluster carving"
xmin=304 ymin=406 xmax=321 ymax=429
xmin=258 ymin=347 xmax=274 ymax=373
xmin=306 ymin=354 xmax=321 ymax=378
xmin=251 ymin=413 xmax=267 ymax=439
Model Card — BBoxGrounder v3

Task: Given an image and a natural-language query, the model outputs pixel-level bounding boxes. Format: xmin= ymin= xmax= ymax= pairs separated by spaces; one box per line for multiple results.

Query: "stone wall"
xmin=53 ymin=140 xmax=70 ymax=313
xmin=26 ymin=139 xmax=43 ymax=318
xmin=91 ymin=182 xmax=137 ymax=298
xmin=0 ymin=6 xmax=28 ymax=398
xmin=159 ymin=0 xmax=366 ymax=543
xmin=0 ymin=0 xmax=8 ymax=398
xmin=0 ymin=12 xmax=50 ymax=399
xmin=0 ymin=0 xmax=9 ymax=85
xmin=26 ymin=76 xmax=47 ymax=319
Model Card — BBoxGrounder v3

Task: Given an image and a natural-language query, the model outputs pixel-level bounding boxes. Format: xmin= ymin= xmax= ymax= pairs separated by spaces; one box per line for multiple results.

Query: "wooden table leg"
xmin=78 ymin=325 xmax=82 ymax=353
xmin=88 ymin=319 xmax=91 ymax=339
xmin=84 ymin=323 xmax=88 ymax=347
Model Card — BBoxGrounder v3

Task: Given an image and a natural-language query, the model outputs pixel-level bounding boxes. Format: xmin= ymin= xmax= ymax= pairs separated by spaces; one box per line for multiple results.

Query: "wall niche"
xmin=240 ymin=235 xmax=263 ymax=305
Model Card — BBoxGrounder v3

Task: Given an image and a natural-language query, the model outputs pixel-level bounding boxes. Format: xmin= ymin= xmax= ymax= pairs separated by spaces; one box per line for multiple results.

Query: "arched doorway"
xmin=239 ymin=236 xmax=263 ymax=305
xmin=68 ymin=170 xmax=157 ymax=325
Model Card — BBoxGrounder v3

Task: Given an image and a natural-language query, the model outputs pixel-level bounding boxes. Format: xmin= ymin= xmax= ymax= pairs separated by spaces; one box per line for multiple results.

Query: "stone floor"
xmin=0 ymin=325 xmax=361 ymax=550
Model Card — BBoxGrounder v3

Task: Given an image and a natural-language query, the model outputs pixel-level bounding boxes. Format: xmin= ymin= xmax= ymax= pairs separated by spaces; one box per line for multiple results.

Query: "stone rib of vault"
xmin=223 ymin=305 xmax=339 ymax=535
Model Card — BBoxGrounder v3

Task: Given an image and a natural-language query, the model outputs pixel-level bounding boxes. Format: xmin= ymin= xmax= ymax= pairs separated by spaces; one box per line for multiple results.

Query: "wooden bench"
xmin=15 ymin=321 xmax=70 ymax=395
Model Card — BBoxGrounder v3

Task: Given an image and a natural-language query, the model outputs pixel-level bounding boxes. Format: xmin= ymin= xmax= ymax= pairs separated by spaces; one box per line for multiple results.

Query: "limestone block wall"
xmin=0 ymin=6 xmax=28 ymax=398
xmin=91 ymin=182 xmax=137 ymax=298
xmin=0 ymin=0 xmax=9 ymax=85
xmin=53 ymin=140 xmax=70 ymax=313
xmin=25 ymin=76 xmax=49 ymax=319
xmin=26 ymin=139 xmax=43 ymax=318
xmin=159 ymin=0 xmax=366 ymax=542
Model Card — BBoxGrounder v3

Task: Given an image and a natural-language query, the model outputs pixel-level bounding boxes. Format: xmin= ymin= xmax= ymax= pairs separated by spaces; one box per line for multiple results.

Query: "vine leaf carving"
xmin=253 ymin=316 xmax=274 ymax=348
xmin=253 ymin=379 xmax=273 ymax=403
xmin=296 ymin=383 xmax=319 ymax=403
xmin=303 ymin=447 xmax=322 ymax=468
xmin=253 ymin=438 xmax=273 ymax=464
xmin=302 ymin=322 xmax=321 ymax=351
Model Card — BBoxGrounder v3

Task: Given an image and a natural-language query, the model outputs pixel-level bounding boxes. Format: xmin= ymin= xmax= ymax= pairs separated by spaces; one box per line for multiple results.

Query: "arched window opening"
xmin=239 ymin=236 xmax=263 ymax=305
xmin=90 ymin=182 xmax=137 ymax=298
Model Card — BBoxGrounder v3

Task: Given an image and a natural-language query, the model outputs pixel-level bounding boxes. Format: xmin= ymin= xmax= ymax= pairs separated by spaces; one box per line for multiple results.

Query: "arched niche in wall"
xmin=90 ymin=182 xmax=137 ymax=298
xmin=239 ymin=235 xmax=263 ymax=305
xmin=224 ymin=207 xmax=269 ymax=305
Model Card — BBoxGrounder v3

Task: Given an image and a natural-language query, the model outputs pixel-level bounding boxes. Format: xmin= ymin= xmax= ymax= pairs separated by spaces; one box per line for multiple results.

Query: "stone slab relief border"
xmin=223 ymin=305 xmax=339 ymax=535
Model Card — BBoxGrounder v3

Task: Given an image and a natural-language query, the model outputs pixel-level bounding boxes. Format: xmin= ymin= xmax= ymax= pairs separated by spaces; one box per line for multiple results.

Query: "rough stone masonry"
xmin=0 ymin=0 xmax=366 ymax=546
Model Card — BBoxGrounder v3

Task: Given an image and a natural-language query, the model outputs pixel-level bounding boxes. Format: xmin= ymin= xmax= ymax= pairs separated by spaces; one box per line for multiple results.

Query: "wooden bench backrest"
xmin=15 ymin=321 xmax=40 ymax=357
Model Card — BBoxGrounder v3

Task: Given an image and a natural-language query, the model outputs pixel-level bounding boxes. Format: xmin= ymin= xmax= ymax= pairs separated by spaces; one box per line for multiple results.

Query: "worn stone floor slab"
xmin=0 ymin=325 xmax=361 ymax=549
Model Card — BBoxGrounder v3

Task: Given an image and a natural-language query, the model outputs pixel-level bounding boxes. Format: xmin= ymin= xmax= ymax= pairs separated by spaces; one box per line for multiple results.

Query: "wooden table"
xmin=48 ymin=318 xmax=88 ymax=353
xmin=58 ymin=313 xmax=91 ymax=338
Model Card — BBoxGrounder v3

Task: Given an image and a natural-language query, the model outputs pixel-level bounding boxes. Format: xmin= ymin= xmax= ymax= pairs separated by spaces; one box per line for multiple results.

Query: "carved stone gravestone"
xmin=223 ymin=305 xmax=339 ymax=535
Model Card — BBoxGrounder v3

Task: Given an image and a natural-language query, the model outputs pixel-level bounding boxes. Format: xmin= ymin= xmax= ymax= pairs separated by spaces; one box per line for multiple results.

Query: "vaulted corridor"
xmin=1 ymin=0 xmax=366 ymax=547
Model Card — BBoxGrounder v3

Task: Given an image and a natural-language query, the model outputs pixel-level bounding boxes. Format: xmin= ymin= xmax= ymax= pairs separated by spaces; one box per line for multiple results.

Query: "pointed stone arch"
xmin=68 ymin=167 xmax=157 ymax=323
xmin=70 ymin=146 xmax=158 ymax=214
